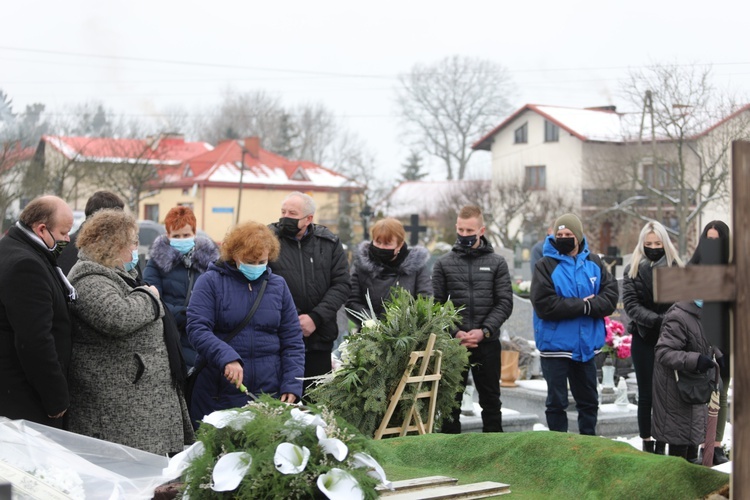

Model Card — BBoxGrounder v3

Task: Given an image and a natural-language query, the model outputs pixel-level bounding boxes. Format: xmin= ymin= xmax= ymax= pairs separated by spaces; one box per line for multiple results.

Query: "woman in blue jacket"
xmin=530 ymin=213 xmax=619 ymax=435
xmin=186 ymin=221 xmax=304 ymax=425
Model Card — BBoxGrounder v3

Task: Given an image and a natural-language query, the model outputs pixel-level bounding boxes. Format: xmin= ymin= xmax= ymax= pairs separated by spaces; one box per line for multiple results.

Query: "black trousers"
xmin=631 ymin=332 xmax=656 ymax=439
xmin=540 ymin=356 xmax=598 ymax=435
xmin=302 ymin=349 xmax=332 ymax=399
xmin=441 ymin=339 xmax=502 ymax=433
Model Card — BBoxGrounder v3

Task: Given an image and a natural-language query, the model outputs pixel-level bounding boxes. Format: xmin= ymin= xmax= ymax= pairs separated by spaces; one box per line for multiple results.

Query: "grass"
xmin=369 ymin=431 xmax=729 ymax=499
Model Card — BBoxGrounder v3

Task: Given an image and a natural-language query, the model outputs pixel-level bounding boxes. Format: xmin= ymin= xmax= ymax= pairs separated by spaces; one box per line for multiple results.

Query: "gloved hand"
xmin=696 ymin=354 xmax=714 ymax=373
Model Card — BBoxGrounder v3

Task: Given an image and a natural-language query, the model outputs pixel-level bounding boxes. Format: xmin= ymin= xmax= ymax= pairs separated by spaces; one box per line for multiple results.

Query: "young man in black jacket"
xmin=269 ymin=192 xmax=351 ymax=397
xmin=433 ymin=205 xmax=514 ymax=433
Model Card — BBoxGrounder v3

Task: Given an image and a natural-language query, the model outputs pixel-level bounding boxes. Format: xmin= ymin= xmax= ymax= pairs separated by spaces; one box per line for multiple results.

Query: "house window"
xmin=642 ymin=163 xmax=675 ymax=190
xmin=514 ymin=123 xmax=528 ymax=144
xmin=525 ymin=166 xmax=546 ymax=190
xmin=544 ymin=120 xmax=559 ymax=142
xmin=144 ymin=204 xmax=159 ymax=222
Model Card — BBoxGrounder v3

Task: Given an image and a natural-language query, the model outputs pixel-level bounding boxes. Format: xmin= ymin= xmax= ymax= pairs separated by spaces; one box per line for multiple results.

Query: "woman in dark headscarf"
xmin=688 ymin=220 xmax=731 ymax=465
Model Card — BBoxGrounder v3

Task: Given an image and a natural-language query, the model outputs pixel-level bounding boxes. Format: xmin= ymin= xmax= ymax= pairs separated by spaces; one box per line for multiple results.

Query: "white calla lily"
xmin=316 ymin=425 xmax=348 ymax=461
xmin=288 ymin=407 xmax=326 ymax=428
xmin=317 ymin=468 xmax=363 ymax=500
xmin=163 ymin=441 xmax=205 ymax=478
xmin=352 ymin=452 xmax=392 ymax=489
xmin=274 ymin=443 xmax=310 ymax=474
xmin=211 ymin=451 xmax=252 ymax=492
xmin=202 ymin=409 xmax=256 ymax=430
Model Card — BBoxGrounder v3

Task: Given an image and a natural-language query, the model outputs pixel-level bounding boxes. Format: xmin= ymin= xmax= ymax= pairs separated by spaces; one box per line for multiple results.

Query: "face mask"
xmin=643 ymin=246 xmax=665 ymax=262
xmin=238 ymin=263 xmax=266 ymax=281
xmin=456 ymin=234 xmax=478 ymax=248
xmin=554 ymin=237 xmax=577 ymax=255
xmin=51 ymin=239 xmax=69 ymax=258
xmin=170 ymin=237 xmax=195 ymax=255
xmin=278 ymin=217 xmax=302 ymax=237
xmin=694 ymin=299 xmax=704 ymax=308
xmin=124 ymin=250 xmax=139 ymax=272
xmin=369 ymin=244 xmax=395 ymax=264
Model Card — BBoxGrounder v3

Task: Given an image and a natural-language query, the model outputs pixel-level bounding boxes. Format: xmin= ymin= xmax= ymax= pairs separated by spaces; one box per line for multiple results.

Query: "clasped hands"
xmin=455 ymin=329 xmax=483 ymax=349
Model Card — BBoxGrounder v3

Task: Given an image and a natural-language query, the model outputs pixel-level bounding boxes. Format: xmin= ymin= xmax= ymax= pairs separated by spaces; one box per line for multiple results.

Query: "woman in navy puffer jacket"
xmin=187 ymin=221 xmax=304 ymax=425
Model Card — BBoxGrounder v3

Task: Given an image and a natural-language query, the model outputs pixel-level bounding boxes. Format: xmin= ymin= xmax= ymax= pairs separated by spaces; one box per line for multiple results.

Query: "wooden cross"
xmin=404 ymin=213 xmax=427 ymax=247
xmin=653 ymin=140 xmax=749 ymax=497
xmin=602 ymin=246 xmax=623 ymax=276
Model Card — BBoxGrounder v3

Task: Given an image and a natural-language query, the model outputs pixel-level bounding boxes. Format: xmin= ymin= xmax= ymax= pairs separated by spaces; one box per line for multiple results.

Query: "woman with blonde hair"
xmin=347 ymin=217 xmax=432 ymax=323
xmin=67 ymin=209 xmax=193 ymax=455
xmin=187 ymin=221 xmax=304 ymax=426
xmin=622 ymin=220 xmax=682 ymax=455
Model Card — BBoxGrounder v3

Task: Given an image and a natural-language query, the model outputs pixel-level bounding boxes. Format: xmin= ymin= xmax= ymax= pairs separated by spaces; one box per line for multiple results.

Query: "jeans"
xmin=540 ymin=356 xmax=598 ymax=435
xmin=442 ymin=340 xmax=503 ymax=433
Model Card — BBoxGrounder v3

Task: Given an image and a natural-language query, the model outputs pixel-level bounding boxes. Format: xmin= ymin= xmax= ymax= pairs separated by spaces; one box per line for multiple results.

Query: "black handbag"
xmin=674 ymin=365 xmax=719 ymax=405
xmin=185 ymin=278 xmax=268 ymax=409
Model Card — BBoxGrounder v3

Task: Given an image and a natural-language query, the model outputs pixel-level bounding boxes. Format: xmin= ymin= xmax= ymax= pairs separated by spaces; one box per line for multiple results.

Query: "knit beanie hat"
xmin=554 ymin=213 xmax=583 ymax=242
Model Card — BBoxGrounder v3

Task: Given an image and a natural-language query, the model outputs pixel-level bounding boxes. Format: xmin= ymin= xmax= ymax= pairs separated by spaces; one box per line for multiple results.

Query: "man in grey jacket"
xmin=433 ymin=205 xmax=513 ymax=433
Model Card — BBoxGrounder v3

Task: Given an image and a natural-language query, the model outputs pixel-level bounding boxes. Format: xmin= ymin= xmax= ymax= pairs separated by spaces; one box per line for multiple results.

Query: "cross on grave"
xmin=404 ymin=213 xmax=427 ymax=247
xmin=601 ymin=246 xmax=623 ymax=277
xmin=653 ymin=140 xmax=750 ymax=497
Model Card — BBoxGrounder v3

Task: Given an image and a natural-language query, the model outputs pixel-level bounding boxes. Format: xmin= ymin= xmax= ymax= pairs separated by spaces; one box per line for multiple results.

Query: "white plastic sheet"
xmin=0 ymin=418 xmax=172 ymax=499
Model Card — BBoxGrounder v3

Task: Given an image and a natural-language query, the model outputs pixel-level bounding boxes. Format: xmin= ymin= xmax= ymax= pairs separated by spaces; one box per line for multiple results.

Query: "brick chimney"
xmin=244 ymin=137 xmax=260 ymax=159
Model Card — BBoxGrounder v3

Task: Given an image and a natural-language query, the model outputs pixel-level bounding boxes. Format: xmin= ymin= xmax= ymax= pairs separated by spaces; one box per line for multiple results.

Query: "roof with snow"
xmin=42 ymin=134 xmax=213 ymax=166
xmin=378 ymin=180 xmax=489 ymax=218
xmin=173 ymin=138 xmax=362 ymax=192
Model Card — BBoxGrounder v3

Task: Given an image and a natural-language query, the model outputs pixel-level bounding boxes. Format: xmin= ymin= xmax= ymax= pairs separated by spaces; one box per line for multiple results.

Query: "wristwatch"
xmin=482 ymin=327 xmax=492 ymax=339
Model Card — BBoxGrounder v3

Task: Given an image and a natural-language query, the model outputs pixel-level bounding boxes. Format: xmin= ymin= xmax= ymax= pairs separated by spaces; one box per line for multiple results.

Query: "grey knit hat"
xmin=554 ymin=213 xmax=583 ymax=242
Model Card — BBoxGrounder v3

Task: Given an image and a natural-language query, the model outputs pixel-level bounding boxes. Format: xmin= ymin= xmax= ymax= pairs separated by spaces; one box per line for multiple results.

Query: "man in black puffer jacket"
xmin=433 ymin=205 xmax=513 ymax=433
xmin=269 ymin=192 xmax=351 ymax=398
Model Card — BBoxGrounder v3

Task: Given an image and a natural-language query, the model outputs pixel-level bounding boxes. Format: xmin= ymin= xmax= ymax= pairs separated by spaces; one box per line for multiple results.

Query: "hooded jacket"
xmin=268 ymin=223 xmax=350 ymax=352
xmin=187 ymin=262 xmax=304 ymax=422
xmin=143 ymin=234 xmax=219 ymax=332
xmin=622 ymin=255 xmax=674 ymax=345
xmin=347 ymin=241 xmax=432 ymax=321
xmin=432 ymin=237 xmax=513 ymax=342
xmin=530 ymin=235 xmax=619 ymax=362
xmin=652 ymin=301 xmax=712 ymax=445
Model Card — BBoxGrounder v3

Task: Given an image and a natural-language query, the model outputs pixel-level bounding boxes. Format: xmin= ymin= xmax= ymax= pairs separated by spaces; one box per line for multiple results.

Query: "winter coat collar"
xmin=353 ymin=241 xmax=430 ymax=275
xmin=671 ymin=300 xmax=702 ymax=319
xmin=148 ymin=235 xmax=219 ymax=274
xmin=450 ymin=235 xmax=495 ymax=256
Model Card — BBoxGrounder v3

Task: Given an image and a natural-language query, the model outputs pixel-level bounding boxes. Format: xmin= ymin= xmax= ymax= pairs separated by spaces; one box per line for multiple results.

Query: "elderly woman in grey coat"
xmin=347 ymin=217 xmax=432 ymax=324
xmin=67 ymin=209 xmax=193 ymax=455
xmin=652 ymin=300 xmax=717 ymax=461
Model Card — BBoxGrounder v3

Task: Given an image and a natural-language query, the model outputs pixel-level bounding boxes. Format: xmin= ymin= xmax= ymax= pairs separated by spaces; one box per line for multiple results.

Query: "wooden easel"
xmin=374 ymin=333 xmax=443 ymax=440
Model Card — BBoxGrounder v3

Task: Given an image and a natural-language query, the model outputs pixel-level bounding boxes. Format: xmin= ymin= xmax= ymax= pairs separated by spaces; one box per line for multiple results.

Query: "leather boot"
xmin=654 ymin=441 xmax=666 ymax=455
xmin=668 ymin=444 xmax=688 ymax=459
xmin=687 ymin=445 xmax=700 ymax=464
xmin=713 ymin=447 xmax=730 ymax=465
xmin=642 ymin=440 xmax=655 ymax=453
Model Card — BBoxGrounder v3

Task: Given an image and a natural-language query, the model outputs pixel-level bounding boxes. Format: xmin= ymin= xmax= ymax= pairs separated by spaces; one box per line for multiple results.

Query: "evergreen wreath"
xmin=309 ymin=288 xmax=470 ymax=437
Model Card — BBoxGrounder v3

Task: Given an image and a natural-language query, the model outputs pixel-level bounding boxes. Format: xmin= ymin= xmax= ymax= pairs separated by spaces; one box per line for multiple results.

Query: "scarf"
xmin=15 ymin=221 xmax=77 ymax=302
xmin=121 ymin=272 xmax=187 ymax=391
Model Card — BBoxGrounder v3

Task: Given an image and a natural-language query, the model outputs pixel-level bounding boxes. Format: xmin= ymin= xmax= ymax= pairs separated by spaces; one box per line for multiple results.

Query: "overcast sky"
xmin=2 ymin=0 xmax=748 ymax=181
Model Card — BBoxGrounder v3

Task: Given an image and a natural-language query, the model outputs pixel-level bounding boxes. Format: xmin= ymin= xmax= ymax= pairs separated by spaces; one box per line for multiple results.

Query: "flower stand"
xmin=374 ymin=333 xmax=443 ymax=440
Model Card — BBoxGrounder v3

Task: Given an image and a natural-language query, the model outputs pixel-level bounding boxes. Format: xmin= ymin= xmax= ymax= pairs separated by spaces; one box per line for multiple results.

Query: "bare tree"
xmin=195 ymin=88 xmax=285 ymax=145
xmin=395 ymin=55 xmax=515 ymax=180
xmin=609 ymin=63 xmax=750 ymax=254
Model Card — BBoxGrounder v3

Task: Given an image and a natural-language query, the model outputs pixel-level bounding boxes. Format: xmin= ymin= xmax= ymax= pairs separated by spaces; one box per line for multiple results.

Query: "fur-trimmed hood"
xmin=148 ymin=235 xmax=219 ymax=274
xmin=352 ymin=241 xmax=430 ymax=276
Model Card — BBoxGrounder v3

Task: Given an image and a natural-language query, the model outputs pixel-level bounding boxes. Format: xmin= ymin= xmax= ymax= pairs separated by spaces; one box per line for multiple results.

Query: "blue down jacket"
xmin=186 ymin=262 xmax=304 ymax=421
xmin=530 ymin=235 xmax=619 ymax=362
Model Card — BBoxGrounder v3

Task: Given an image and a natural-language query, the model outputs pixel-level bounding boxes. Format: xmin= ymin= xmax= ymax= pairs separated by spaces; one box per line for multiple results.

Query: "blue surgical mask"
xmin=694 ymin=299 xmax=704 ymax=308
xmin=238 ymin=263 xmax=266 ymax=281
xmin=124 ymin=250 xmax=139 ymax=272
xmin=170 ymin=237 xmax=195 ymax=254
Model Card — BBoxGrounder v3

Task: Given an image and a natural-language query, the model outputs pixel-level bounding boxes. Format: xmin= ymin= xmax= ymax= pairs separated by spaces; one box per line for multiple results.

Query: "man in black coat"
xmin=0 ymin=195 xmax=77 ymax=427
xmin=268 ymin=192 xmax=350 ymax=397
xmin=57 ymin=190 xmax=125 ymax=275
xmin=433 ymin=205 xmax=514 ymax=433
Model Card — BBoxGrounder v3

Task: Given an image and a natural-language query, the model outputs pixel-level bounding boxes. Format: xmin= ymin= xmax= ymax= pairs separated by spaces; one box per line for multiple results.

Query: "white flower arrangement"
xmin=166 ymin=397 xmax=390 ymax=499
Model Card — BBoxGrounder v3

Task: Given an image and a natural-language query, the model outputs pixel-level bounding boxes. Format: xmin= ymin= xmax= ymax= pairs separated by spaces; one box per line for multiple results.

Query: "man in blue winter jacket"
xmin=530 ymin=213 xmax=618 ymax=435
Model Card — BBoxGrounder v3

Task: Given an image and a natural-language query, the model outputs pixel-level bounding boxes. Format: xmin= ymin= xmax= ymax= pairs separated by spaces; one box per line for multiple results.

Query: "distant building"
xmin=1 ymin=143 xmax=35 ymax=231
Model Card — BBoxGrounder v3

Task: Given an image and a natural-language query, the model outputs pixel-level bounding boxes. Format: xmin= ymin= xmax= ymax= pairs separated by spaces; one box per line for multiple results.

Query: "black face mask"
xmin=643 ymin=246 xmax=665 ymax=262
xmin=456 ymin=234 xmax=478 ymax=248
xmin=43 ymin=228 xmax=68 ymax=258
xmin=554 ymin=237 xmax=577 ymax=255
xmin=369 ymin=244 xmax=395 ymax=264
xmin=278 ymin=217 xmax=301 ymax=237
